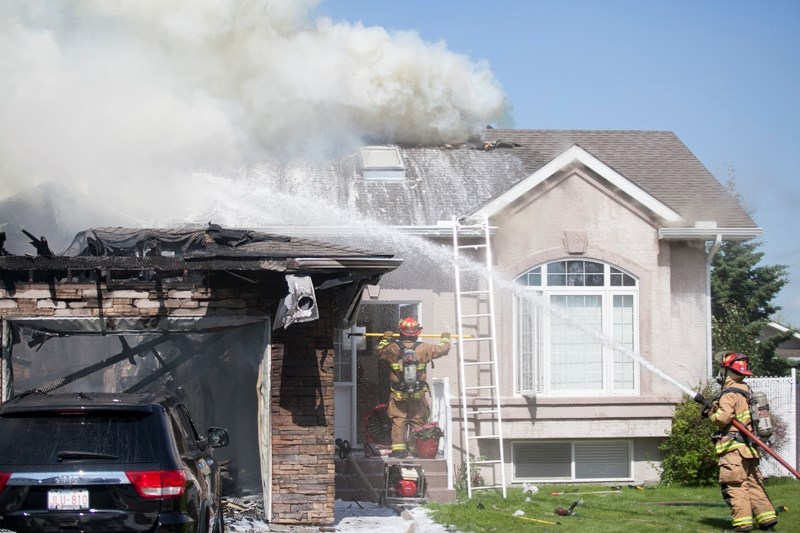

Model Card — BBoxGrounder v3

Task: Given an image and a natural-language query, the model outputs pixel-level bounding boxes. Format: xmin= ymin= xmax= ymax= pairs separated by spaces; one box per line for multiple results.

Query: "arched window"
xmin=515 ymin=260 xmax=638 ymax=396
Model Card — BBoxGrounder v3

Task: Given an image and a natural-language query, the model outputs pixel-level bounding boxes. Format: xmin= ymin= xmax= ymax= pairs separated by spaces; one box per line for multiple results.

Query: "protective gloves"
xmin=440 ymin=332 xmax=451 ymax=343
xmin=377 ymin=331 xmax=395 ymax=349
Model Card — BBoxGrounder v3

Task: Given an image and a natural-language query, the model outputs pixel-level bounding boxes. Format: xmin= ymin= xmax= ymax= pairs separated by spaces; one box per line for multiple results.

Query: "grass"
xmin=426 ymin=479 xmax=799 ymax=533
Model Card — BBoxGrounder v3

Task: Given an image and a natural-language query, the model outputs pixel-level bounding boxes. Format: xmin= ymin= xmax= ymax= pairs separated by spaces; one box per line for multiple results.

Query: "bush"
xmin=659 ymin=389 xmax=718 ymax=486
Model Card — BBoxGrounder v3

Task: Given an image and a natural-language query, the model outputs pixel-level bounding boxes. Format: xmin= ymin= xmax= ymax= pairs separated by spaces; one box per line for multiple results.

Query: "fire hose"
xmin=693 ymin=394 xmax=800 ymax=480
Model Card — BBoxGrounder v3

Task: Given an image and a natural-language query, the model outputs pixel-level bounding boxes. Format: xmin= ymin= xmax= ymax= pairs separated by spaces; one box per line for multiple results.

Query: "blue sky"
xmin=318 ymin=0 xmax=800 ymax=327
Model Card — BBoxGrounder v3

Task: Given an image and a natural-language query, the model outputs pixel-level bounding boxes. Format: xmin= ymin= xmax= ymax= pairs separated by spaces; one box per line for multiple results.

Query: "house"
xmin=762 ymin=321 xmax=800 ymax=363
xmin=0 ymin=226 xmax=400 ymax=525
xmin=296 ymin=129 xmax=759 ymax=488
xmin=0 ymin=128 xmax=761 ymax=517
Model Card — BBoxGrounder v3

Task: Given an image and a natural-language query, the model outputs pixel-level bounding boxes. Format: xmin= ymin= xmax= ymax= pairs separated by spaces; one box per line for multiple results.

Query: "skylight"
xmin=359 ymin=146 xmax=406 ymax=180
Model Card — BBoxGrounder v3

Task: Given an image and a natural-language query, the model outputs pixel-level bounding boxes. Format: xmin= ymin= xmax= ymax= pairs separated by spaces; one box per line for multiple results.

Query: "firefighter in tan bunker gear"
xmin=376 ymin=317 xmax=451 ymax=458
xmin=702 ymin=352 xmax=777 ymax=532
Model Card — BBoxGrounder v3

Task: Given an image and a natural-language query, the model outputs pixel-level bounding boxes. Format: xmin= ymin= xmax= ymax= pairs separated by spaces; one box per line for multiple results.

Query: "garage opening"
xmin=2 ymin=317 xmax=270 ymax=495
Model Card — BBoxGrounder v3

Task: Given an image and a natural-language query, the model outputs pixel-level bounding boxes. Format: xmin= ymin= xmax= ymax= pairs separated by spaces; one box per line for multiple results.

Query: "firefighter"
xmin=376 ymin=317 xmax=451 ymax=458
xmin=702 ymin=352 xmax=777 ymax=532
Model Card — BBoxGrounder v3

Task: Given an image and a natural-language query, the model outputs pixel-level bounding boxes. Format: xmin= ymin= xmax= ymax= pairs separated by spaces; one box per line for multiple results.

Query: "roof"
xmin=0 ymin=226 xmax=401 ymax=276
xmin=346 ymin=129 xmax=757 ymax=230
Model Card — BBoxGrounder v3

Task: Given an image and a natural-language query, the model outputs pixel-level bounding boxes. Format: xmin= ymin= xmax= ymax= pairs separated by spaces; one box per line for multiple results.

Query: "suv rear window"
xmin=0 ymin=410 xmax=162 ymax=465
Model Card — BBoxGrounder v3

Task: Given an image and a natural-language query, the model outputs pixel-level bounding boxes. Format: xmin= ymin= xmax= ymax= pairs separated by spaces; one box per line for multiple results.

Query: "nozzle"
xmin=693 ymin=393 xmax=707 ymax=405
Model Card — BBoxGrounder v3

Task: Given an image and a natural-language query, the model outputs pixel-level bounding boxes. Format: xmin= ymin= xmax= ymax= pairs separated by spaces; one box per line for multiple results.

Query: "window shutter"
xmin=513 ymin=442 xmax=571 ymax=479
xmin=574 ymin=441 xmax=630 ymax=479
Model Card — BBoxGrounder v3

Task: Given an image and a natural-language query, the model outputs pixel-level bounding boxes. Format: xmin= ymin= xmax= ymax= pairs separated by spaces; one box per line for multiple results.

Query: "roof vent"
xmin=359 ymin=146 xmax=406 ymax=181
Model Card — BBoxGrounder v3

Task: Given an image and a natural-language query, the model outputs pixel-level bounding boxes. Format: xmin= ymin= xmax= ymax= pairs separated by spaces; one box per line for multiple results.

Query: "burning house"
xmin=0 ymin=225 xmax=400 ymax=525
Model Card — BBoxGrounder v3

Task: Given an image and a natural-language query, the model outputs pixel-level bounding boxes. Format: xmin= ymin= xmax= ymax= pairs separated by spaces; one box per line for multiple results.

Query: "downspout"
xmin=705 ymin=235 xmax=723 ymax=378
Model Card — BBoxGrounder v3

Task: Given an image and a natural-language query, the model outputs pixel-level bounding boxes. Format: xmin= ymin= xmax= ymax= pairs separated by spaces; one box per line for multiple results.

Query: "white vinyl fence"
xmin=748 ymin=368 xmax=797 ymax=478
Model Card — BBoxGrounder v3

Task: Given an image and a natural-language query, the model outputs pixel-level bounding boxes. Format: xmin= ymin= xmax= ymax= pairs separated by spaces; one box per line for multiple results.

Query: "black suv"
xmin=0 ymin=391 xmax=229 ymax=532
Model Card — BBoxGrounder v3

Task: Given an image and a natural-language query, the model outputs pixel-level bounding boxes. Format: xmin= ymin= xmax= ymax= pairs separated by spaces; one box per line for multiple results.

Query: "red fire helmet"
xmin=720 ymin=352 xmax=753 ymax=376
xmin=398 ymin=316 xmax=422 ymax=337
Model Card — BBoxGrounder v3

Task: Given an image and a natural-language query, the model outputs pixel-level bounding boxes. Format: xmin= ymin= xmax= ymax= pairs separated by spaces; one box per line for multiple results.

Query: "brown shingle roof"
xmin=483 ymin=129 xmax=755 ymax=228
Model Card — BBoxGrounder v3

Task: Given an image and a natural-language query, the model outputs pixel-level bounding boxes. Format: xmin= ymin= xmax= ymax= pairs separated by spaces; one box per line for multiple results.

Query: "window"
xmin=360 ymin=146 xmax=406 ymax=180
xmin=515 ymin=260 xmax=638 ymax=395
xmin=513 ymin=440 xmax=632 ymax=481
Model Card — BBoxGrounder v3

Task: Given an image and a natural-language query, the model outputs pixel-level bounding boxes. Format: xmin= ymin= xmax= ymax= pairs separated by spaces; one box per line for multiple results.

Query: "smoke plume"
xmin=0 ymin=0 xmax=509 ymax=224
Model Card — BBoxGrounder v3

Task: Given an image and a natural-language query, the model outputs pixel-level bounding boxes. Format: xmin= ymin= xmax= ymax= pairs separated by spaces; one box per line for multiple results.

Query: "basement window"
xmin=512 ymin=440 xmax=633 ymax=482
xmin=360 ymin=146 xmax=406 ymax=181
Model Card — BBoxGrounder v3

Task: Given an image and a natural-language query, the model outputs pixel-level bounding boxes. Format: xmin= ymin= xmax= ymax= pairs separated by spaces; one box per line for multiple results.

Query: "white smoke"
xmin=0 ymin=0 xmax=509 ymax=223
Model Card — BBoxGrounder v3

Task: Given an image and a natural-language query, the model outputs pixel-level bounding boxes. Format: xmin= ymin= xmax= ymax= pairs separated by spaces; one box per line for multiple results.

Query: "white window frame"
xmin=514 ymin=260 xmax=640 ymax=396
xmin=511 ymin=439 xmax=634 ymax=483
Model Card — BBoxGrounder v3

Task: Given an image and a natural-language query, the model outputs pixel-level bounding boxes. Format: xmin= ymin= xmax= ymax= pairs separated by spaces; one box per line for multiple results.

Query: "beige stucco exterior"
xmin=367 ymin=163 xmax=713 ymax=484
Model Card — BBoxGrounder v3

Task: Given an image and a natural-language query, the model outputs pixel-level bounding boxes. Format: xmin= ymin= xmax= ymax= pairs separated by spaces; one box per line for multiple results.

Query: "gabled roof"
xmin=472 ymin=144 xmax=683 ymax=222
xmin=346 ymin=129 xmax=758 ymax=232
xmin=479 ymin=129 xmax=756 ymax=230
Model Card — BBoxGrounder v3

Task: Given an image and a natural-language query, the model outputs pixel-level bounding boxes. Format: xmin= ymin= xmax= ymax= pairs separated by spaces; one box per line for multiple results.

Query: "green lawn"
xmin=426 ymin=479 xmax=799 ymax=532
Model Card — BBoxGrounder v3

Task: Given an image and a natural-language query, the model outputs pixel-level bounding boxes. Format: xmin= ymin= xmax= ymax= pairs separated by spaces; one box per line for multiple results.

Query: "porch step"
xmin=335 ymin=454 xmax=456 ymax=504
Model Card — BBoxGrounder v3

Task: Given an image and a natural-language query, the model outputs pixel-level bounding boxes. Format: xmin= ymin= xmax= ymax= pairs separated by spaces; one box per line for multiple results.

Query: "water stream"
xmin=198 ymin=173 xmax=700 ymax=400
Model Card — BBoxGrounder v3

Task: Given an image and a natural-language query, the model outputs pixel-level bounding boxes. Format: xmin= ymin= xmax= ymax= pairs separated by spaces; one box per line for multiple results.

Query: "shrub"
xmin=658 ymin=389 xmax=718 ymax=486
xmin=455 ymin=455 xmax=486 ymax=492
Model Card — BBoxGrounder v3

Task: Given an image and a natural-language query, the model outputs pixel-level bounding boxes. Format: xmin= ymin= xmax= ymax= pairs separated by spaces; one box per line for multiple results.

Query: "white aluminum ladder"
xmin=452 ymin=214 xmax=506 ymax=498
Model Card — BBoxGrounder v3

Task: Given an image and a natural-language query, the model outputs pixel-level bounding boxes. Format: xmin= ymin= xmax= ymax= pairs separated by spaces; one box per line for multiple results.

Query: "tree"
xmin=710 ymin=176 xmax=794 ymax=376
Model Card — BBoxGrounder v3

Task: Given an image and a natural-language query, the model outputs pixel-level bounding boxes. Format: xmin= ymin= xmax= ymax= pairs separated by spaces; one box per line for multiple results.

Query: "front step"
xmin=335 ymin=455 xmax=456 ymax=504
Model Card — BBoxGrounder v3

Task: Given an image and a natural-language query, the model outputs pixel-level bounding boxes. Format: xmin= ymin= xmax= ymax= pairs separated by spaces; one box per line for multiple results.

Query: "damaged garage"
xmin=0 ymin=225 xmax=400 ymax=525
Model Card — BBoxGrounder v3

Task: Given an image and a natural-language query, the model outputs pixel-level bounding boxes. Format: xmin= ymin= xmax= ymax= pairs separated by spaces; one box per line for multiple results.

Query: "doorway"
xmin=333 ymin=302 xmax=419 ymax=445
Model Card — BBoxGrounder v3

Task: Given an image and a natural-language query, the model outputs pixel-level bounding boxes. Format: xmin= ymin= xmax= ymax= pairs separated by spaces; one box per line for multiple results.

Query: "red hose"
xmin=729 ymin=418 xmax=800 ymax=480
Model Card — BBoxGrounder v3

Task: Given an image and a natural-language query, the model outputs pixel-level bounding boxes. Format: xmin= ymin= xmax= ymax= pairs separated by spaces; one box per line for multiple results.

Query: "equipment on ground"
xmin=384 ymin=463 xmax=426 ymax=505
xmin=555 ymin=499 xmax=582 ymax=516
xmin=694 ymin=393 xmax=800 ymax=480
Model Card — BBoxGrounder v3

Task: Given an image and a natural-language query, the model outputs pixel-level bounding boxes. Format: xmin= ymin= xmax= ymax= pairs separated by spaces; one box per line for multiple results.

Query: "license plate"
xmin=47 ymin=489 xmax=89 ymax=510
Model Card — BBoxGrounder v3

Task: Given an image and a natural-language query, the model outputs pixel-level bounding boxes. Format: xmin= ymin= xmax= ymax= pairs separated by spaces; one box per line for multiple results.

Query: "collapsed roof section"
xmin=0 ymin=225 xmax=402 ymax=330
xmin=0 ymin=225 xmax=401 ymax=278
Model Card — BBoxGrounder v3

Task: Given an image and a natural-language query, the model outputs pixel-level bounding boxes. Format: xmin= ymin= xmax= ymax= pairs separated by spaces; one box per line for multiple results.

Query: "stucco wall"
xmin=370 ymin=168 xmax=711 ymax=484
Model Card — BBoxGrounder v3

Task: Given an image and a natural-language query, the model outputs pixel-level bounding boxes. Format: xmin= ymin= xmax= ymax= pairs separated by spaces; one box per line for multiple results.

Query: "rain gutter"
xmin=249 ymin=222 xmax=496 ymax=238
xmin=658 ymin=227 xmax=761 ymax=241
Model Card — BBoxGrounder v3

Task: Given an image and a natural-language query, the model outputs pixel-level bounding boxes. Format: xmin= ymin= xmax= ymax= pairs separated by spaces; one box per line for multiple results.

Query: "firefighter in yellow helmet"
xmin=701 ymin=352 xmax=777 ymax=532
xmin=376 ymin=317 xmax=451 ymax=458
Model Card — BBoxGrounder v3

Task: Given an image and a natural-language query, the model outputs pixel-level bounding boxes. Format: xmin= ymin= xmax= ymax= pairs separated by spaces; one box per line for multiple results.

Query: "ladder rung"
xmin=461 ymin=313 xmax=491 ymax=318
xmin=471 ymin=484 xmax=505 ymax=491
xmin=460 ymin=337 xmax=494 ymax=343
xmin=467 ymin=434 xmax=502 ymax=440
xmin=463 ymin=360 xmax=497 ymax=367
xmin=458 ymin=243 xmax=487 ymax=249
xmin=467 ymin=408 xmax=499 ymax=415
xmin=469 ymin=459 xmax=503 ymax=465
xmin=459 ymin=290 xmax=490 ymax=295
xmin=465 ymin=385 xmax=498 ymax=391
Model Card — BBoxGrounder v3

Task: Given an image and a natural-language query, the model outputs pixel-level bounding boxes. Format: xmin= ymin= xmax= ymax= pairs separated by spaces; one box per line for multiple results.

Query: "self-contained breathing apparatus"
xmin=713 ymin=386 xmax=774 ymax=442
xmin=711 ymin=352 xmax=774 ymax=442
xmin=392 ymin=340 xmax=426 ymax=395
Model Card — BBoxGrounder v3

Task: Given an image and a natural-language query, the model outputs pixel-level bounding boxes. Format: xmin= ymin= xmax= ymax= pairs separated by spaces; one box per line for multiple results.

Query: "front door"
xmin=334 ymin=302 xmax=419 ymax=446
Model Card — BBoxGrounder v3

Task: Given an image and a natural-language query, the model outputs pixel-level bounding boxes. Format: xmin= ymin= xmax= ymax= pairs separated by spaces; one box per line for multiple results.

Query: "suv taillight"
xmin=126 ymin=470 xmax=186 ymax=499
xmin=0 ymin=473 xmax=10 ymax=492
